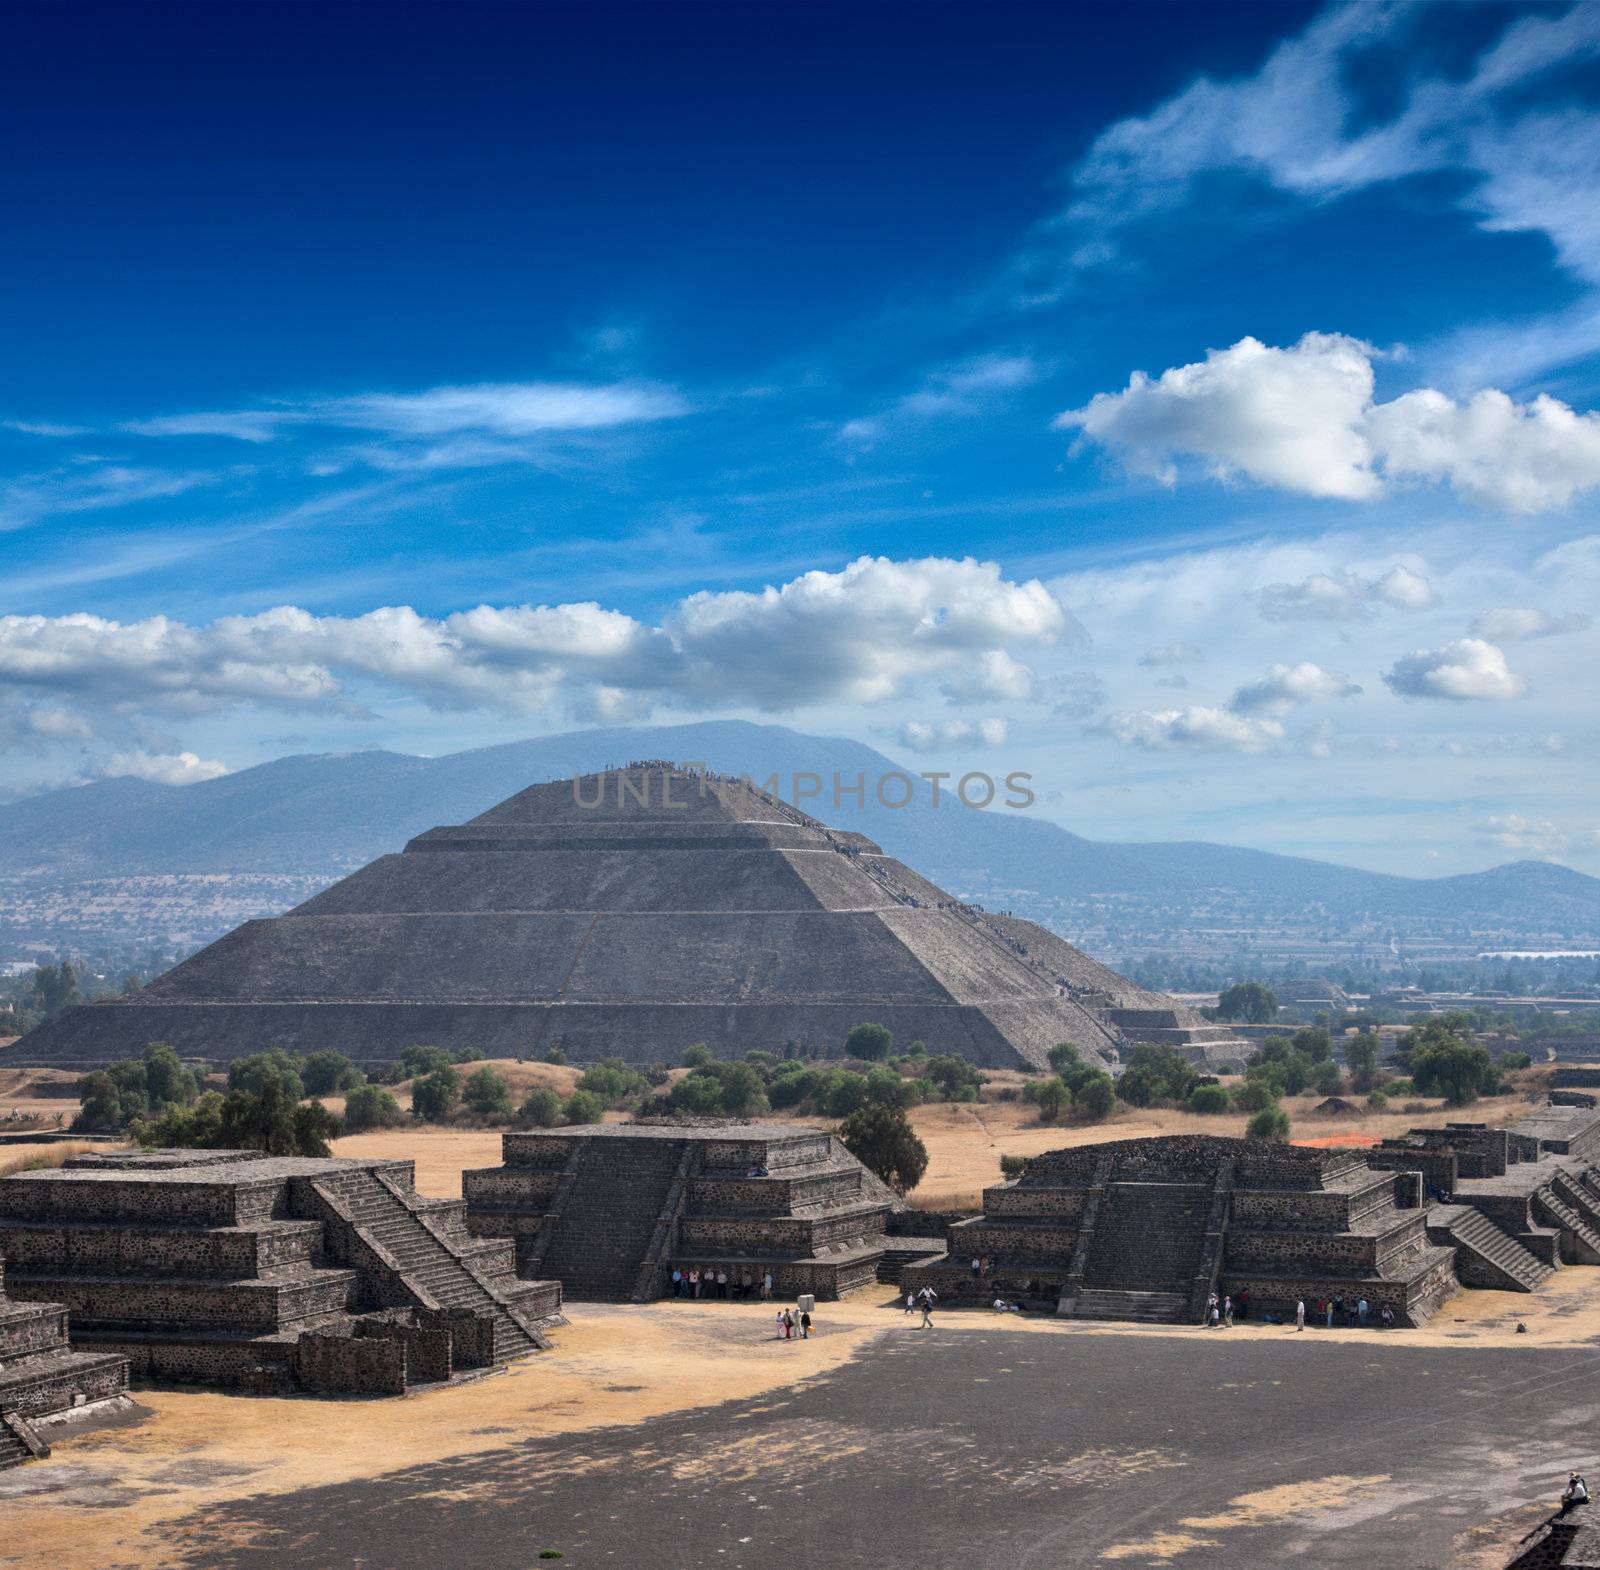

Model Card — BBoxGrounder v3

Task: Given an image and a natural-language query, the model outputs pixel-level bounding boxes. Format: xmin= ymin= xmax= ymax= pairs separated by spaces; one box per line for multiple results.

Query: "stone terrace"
xmin=463 ymin=1121 xmax=894 ymax=1302
xmin=903 ymin=1134 xmax=1457 ymax=1327
xmin=0 ymin=1149 xmax=562 ymax=1396
xmin=0 ymin=1249 xmax=129 ymax=1470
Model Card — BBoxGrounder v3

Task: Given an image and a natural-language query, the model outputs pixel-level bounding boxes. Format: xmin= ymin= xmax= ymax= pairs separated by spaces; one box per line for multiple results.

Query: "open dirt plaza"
xmin=3 ymin=1288 xmax=1598 ymax=1570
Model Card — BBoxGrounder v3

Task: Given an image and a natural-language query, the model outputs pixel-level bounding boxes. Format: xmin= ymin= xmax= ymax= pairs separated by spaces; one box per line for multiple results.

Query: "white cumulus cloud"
xmin=1228 ymin=661 xmax=1361 ymax=716
xmin=1103 ymin=705 xmax=1285 ymax=753
xmin=1255 ymin=564 xmax=1434 ymax=622
xmin=87 ymin=751 xmax=230 ymax=786
xmin=1383 ymin=637 xmax=1528 ymax=702
xmin=894 ymin=717 xmax=1008 ymax=752
xmin=1059 ymin=333 xmax=1600 ymax=513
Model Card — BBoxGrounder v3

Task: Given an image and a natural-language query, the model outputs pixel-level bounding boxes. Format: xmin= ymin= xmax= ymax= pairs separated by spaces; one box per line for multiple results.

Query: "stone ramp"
xmin=535 ymin=1137 xmax=685 ymax=1301
xmin=1427 ymin=1204 xmax=1554 ymax=1292
xmin=1534 ymin=1182 xmax=1600 ymax=1266
xmin=303 ymin=1167 xmax=552 ymax=1357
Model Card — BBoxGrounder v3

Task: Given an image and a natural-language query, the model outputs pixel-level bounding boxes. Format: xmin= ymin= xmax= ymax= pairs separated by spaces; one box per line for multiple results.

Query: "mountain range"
xmin=3 ymin=721 xmax=1598 ymax=960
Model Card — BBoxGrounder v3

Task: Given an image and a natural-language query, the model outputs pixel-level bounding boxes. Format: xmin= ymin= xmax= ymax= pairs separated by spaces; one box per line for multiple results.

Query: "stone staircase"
xmin=876 ymin=1239 xmax=948 ymax=1286
xmin=1073 ymin=1289 xmax=1189 ymax=1323
xmin=0 ymin=1411 xmax=38 ymax=1471
xmin=537 ymin=1138 xmax=686 ymax=1300
xmin=1534 ymin=1180 xmax=1600 ymax=1265
xmin=1429 ymin=1204 xmax=1554 ymax=1292
xmin=1083 ymin=1181 xmax=1213 ymax=1295
xmin=306 ymin=1168 xmax=550 ymax=1358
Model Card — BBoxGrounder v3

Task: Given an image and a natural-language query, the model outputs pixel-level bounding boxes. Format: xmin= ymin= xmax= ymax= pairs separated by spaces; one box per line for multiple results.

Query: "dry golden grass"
xmin=0 ymin=1140 xmax=111 ymax=1177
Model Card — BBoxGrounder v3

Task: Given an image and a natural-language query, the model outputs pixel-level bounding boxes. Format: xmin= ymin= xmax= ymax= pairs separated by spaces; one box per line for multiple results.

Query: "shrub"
xmin=766 ymin=1070 xmax=812 ymax=1109
xmin=999 ymin=1153 xmax=1028 ymax=1179
xmin=837 ymin=1103 xmax=928 ymax=1194
xmin=518 ymin=1087 xmax=563 ymax=1127
xmin=563 ymin=1090 xmax=605 ymax=1125
xmin=544 ymin=1046 xmax=568 ymax=1066
xmin=1188 ymin=1083 xmax=1230 ymax=1115
xmin=301 ymin=1051 xmax=363 ymax=1097
xmin=462 ymin=1066 xmax=513 ymax=1118
xmin=1230 ymin=1080 xmax=1276 ymax=1113
xmin=1385 ymin=1078 xmax=1415 ymax=1098
xmin=1402 ymin=1100 xmax=1429 ymax=1114
xmin=343 ymin=1083 xmax=405 ymax=1130
xmin=1116 ymin=1043 xmax=1193 ymax=1107
xmin=681 ymin=1044 xmax=714 ymax=1069
xmin=1311 ymin=1061 xmax=1345 ymax=1097
xmin=1246 ymin=1104 xmax=1291 ymax=1141
xmin=905 ymin=1039 xmax=928 ymax=1059
xmin=1032 ymin=1078 xmax=1070 ymax=1122
xmin=1047 ymin=1042 xmax=1082 ymax=1075
xmin=1291 ymin=1026 xmax=1333 ymax=1063
xmin=1366 ymin=1089 xmax=1389 ymax=1111
xmin=394 ymin=1045 xmax=454 ymax=1083
xmin=1073 ymin=1071 xmax=1116 ymax=1120
xmin=820 ymin=1070 xmax=869 ymax=1118
xmin=668 ymin=1074 xmax=725 ymax=1116
xmin=1216 ymin=982 xmax=1278 ymax=1023
xmin=845 ymin=1022 xmax=893 ymax=1062
xmin=1499 ymin=1050 xmax=1532 ymax=1071
xmin=578 ymin=1060 xmax=648 ymax=1107
xmin=73 ymin=1071 xmax=124 ymax=1132
xmin=410 ymin=1067 xmax=460 ymax=1122
xmin=865 ymin=1066 xmax=916 ymax=1108
xmin=138 ymin=1082 xmax=340 ymax=1157
xmin=926 ymin=1054 xmax=980 ymax=1102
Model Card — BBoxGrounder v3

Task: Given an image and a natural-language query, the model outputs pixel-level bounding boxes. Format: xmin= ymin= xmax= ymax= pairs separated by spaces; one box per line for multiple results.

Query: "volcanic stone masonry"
xmin=0 ymin=1149 xmax=563 ymax=1396
xmin=462 ymin=1122 xmax=897 ymax=1301
xmin=10 ymin=763 xmax=1247 ymax=1072
xmin=0 ymin=1248 xmax=129 ymax=1470
xmin=903 ymin=1099 xmax=1600 ymax=1325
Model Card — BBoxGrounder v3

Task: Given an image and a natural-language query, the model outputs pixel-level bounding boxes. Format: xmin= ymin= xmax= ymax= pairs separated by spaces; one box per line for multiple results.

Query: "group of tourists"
xmin=1292 ymin=1295 xmax=1395 ymax=1330
xmin=670 ymin=1267 xmax=773 ymax=1300
xmin=773 ymin=1307 xmax=812 ymax=1339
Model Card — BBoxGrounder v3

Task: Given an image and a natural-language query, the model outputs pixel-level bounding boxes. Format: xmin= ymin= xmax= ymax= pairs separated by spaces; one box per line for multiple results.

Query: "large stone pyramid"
xmin=14 ymin=764 xmax=1239 ymax=1070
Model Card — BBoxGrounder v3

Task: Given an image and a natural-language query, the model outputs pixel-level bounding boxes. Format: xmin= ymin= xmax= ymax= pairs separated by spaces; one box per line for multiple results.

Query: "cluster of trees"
xmin=76 ymin=1043 xmax=200 ymax=1130
xmin=1022 ymin=1043 xmax=1116 ymax=1123
xmin=1394 ymin=1016 xmax=1512 ymax=1106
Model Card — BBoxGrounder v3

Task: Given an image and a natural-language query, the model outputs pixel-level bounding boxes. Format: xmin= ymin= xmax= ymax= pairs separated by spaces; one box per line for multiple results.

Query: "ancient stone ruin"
xmin=904 ymin=1099 xmax=1600 ymax=1325
xmin=905 ymin=1133 xmax=1456 ymax=1325
xmin=0 ymin=1149 xmax=562 ymax=1396
xmin=463 ymin=1122 xmax=895 ymax=1301
xmin=0 ymin=1248 xmax=129 ymax=1470
xmin=11 ymin=763 xmax=1244 ymax=1072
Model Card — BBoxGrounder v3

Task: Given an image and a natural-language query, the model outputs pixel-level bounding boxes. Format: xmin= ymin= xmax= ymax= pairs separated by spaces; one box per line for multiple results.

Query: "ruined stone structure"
xmin=0 ymin=1249 xmax=129 ymax=1469
xmin=0 ymin=1149 xmax=561 ymax=1395
xmin=463 ymin=1122 xmax=893 ymax=1301
xmin=903 ymin=1134 xmax=1457 ymax=1325
xmin=11 ymin=764 xmax=1243 ymax=1072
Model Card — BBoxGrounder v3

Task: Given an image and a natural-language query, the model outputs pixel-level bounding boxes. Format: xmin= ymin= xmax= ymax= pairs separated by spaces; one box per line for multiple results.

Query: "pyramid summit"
xmin=14 ymin=763 xmax=1241 ymax=1070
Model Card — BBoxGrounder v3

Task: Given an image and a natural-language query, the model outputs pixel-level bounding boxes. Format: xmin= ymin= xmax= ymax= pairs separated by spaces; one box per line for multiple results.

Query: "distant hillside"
xmin=2 ymin=720 xmax=1598 ymax=954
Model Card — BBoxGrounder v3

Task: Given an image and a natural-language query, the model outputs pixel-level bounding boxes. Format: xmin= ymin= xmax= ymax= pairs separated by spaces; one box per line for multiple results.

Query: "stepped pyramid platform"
xmin=463 ymin=1121 xmax=896 ymax=1302
xmin=902 ymin=1134 xmax=1458 ymax=1327
xmin=11 ymin=763 xmax=1240 ymax=1072
xmin=0 ymin=1149 xmax=563 ymax=1396
xmin=0 ymin=1250 xmax=130 ymax=1470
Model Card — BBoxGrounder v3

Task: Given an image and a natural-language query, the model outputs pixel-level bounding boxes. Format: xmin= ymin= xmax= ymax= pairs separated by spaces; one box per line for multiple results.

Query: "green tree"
xmin=518 ymin=1087 xmax=563 ymax=1128
xmin=1230 ymin=1079 xmax=1276 ymax=1113
xmin=821 ymin=1070 xmax=870 ymax=1118
xmin=141 ymin=1042 xmax=198 ymax=1109
xmin=845 ymin=1022 xmax=893 ymax=1062
xmin=681 ymin=1043 xmax=714 ymax=1069
xmin=1188 ymin=1083 xmax=1230 ymax=1114
xmin=410 ymin=1066 xmax=460 ymax=1122
xmin=1031 ymin=1077 xmax=1070 ymax=1121
xmin=301 ymin=1051 xmax=363 ymax=1097
xmin=1343 ymin=1030 xmax=1381 ymax=1092
xmin=1499 ymin=1050 xmax=1532 ymax=1071
xmin=926 ymin=1054 xmax=980 ymax=1102
xmin=228 ymin=1049 xmax=305 ymax=1103
xmin=343 ymin=1083 xmax=405 ymax=1130
xmin=72 ymin=1071 xmax=123 ymax=1132
xmin=1311 ymin=1060 xmax=1345 ymax=1097
xmin=1216 ymin=981 xmax=1278 ymax=1024
xmin=544 ymin=1046 xmax=568 ymax=1066
xmin=396 ymin=1045 xmax=455 ymax=1081
xmin=1073 ymin=1070 xmax=1116 ymax=1120
xmin=1366 ymin=1088 xmax=1389 ymax=1111
xmin=1410 ymin=1032 xmax=1497 ymax=1106
xmin=1116 ymin=1043 xmax=1193 ymax=1107
xmin=462 ymin=1065 xmax=513 ymax=1117
xmin=1047 ymin=1042 xmax=1083 ymax=1075
xmin=668 ymin=1074 xmax=725 ymax=1115
xmin=578 ymin=1059 xmax=648 ymax=1107
xmin=30 ymin=963 xmax=83 ymax=1020
xmin=562 ymin=1089 xmax=605 ymax=1125
xmin=837 ymin=1103 xmax=928 ymax=1194
xmin=1246 ymin=1103 xmax=1291 ymax=1140
xmin=1291 ymin=1026 xmax=1333 ymax=1063
xmin=865 ymin=1066 xmax=916 ymax=1108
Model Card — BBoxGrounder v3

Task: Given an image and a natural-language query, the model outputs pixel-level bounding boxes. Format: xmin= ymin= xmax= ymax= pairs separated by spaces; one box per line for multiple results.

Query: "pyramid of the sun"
xmin=14 ymin=764 xmax=1239 ymax=1070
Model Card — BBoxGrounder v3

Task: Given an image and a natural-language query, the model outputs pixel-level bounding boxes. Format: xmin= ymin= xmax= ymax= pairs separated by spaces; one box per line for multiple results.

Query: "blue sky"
xmin=5 ymin=0 xmax=1600 ymax=875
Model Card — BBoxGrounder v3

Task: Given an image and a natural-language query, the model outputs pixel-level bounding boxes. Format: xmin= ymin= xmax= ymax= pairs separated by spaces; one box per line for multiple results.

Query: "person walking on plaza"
xmin=760 ymin=1271 xmax=773 ymax=1302
xmin=799 ymin=1309 xmax=811 ymax=1339
xmin=919 ymin=1285 xmax=937 ymax=1329
xmin=905 ymin=1290 xmax=916 ymax=1316
xmin=1357 ymin=1296 xmax=1369 ymax=1326
xmin=1295 ymin=1298 xmax=1306 ymax=1331
xmin=671 ymin=1268 xmax=682 ymax=1298
xmin=1223 ymin=1295 xmax=1233 ymax=1328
